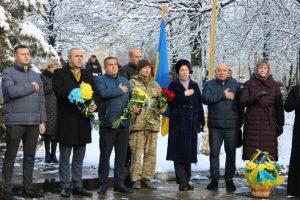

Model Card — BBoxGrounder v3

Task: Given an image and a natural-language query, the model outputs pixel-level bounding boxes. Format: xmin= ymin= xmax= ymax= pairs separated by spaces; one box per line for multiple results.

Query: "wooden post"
xmin=208 ymin=0 xmax=218 ymax=80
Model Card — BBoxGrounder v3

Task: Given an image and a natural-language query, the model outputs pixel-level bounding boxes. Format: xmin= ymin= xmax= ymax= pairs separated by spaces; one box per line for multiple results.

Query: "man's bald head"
xmin=215 ymin=63 xmax=229 ymax=81
xmin=128 ymin=49 xmax=142 ymax=65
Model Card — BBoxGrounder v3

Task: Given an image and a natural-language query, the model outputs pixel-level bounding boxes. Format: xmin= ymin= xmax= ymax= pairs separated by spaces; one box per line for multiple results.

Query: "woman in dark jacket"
xmin=41 ymin=59 xmax=59 ymax=163
xmin=240 ymin=59 xmax=284 ymax=161
xmin=166 ymin=59 xmax=205 ymax=191
xmin=284 ymin=85 xmax=300 ymax=197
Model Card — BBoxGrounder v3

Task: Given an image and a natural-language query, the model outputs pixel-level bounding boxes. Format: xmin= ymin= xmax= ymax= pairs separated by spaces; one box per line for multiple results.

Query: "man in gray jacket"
xmin=1 ymin=44 xmax=46 ymax=200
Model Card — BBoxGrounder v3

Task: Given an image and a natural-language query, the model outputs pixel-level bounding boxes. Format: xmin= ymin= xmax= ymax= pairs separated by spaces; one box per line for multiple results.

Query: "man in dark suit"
xmin=53 ymin=48 xmax=99 ymax=197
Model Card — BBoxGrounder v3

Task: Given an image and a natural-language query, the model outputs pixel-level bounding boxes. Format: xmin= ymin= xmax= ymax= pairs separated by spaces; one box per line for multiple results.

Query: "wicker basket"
xmin=251 ymin=187 xmax=272 ymax=198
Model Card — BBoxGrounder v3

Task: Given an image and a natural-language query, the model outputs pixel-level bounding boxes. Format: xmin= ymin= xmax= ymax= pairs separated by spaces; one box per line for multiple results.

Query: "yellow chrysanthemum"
xmin=257 ymin=163 xmax=267 ymax=170
xmin=80 ymin=83 xmax=93 ymax=100
xmin=132 ymin=87 xmax=148 ymax=102
xmin=265 ymin=163 xmax=275 ymax=171
xmin=246 ymin=161 xmax=256 ymax=171
xmin=132 ymin=87 xmax=148 ymax=98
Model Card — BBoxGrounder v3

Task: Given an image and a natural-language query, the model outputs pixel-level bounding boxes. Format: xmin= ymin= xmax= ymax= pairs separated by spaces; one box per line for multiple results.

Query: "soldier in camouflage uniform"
xmin=129 ymin=59 xmax=167 ymax=190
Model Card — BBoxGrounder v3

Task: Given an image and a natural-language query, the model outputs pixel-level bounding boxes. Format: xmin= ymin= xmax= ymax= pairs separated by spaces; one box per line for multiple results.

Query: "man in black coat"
xmin=118 ymin=49 xmax=142 ymax=80
xmin=52 ymin=48 xmax=99 ymax=198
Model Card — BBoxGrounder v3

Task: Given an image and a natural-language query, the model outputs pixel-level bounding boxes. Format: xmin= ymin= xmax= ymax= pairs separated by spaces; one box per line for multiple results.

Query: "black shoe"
xmin=207 ymin=179 xmax=218 ymax=191
xmin=225 ymin=180 xmax=236 ymax=191
xmin=114 ymin=185 xmax=133 ymax=193
xmin=73 ymin=187 xmax=93 ymax=197
xmin=1 ymin=191 xmax=12 ymax=200
xmin=132 ymin=181 xmax=141 ymax=190
xmin=45 ymin=152 xmax=52 ymax=163
xmin=141 ymin=179 xmax=156 ymax=190
xmin=22 ymin=189 xmax=44 ymax=198
xmin=97 ymin=185 xmax=107 ymax=195
xmin=51 ymin=153 xmax=58 ymax=163
xmin=61 ymin=188 xmax=71 ymax=197
xmin=187 ymin=184 xmax=194 ymax=191
xmin=179 ymin=185 xmax=188 ymax=191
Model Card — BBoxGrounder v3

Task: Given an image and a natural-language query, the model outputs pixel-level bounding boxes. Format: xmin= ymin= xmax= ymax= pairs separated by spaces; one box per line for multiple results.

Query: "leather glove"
xmin=256 ymin=88 xmax=271 ymax=97
xmin=277 ymin=126 xmax=283 ymax=137
xmin=195 ymin=125 xmax=204 ymax=133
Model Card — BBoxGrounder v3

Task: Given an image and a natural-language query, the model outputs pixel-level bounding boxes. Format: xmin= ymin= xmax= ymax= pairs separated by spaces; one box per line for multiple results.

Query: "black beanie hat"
xmin=175 ymin=59 xmax=193 ymax=74
xmin=137 ymin=59 xmax=151 ymax=72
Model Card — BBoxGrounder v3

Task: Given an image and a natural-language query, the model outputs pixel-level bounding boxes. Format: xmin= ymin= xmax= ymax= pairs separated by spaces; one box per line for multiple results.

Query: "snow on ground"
xmin=35 ymin=111 xmax=295 ymax=173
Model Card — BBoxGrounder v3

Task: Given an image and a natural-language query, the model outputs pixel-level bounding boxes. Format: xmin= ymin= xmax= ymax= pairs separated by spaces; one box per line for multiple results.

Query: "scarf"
xmin=178 ymin=75 xmax=190 ymax=90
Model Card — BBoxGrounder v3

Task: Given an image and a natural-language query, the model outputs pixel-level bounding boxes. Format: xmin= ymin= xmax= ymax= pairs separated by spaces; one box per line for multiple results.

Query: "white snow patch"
xmin=19 ymin=21 xmax=56 ymax=55
xmin=0 ymin=6 xmax=9 ymax=31
xmin=191 ymin=175 xmax=209 ymax=180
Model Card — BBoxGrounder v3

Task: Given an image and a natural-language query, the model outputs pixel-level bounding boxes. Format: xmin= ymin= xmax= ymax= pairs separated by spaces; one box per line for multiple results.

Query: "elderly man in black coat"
xmin=53 ymin=48 xmax=99 ymax=198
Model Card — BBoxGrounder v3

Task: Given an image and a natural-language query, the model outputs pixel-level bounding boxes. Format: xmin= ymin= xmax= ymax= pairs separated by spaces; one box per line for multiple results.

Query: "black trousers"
xmin=2 ymin=125 xmax=39 ymax=193
xmin=98 ymin=127 xmax=129 ymax=187
xmin=174 ymin=162 xmax=191 ymax=186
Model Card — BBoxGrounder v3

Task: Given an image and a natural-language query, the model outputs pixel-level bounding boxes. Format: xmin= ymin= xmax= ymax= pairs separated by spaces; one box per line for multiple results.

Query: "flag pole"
xmin=162 ymin=4 xmax=168 ymax=20
xmin=208 ymin=0 xmax=218 ymax=80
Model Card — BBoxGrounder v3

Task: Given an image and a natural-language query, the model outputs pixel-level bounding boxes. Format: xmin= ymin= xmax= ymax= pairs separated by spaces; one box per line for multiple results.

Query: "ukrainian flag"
xmin=155 ymin=20 xmax=169 ymax=136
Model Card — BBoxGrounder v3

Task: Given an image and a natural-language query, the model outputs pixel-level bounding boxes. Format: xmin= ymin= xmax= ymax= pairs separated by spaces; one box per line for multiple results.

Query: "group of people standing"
xmin=1 ymin=44 xmax=299 ymax=200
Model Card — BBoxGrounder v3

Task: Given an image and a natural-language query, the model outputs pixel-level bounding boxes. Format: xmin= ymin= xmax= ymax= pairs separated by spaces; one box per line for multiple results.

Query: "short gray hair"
xmin=68 ymin=48 xmax=81 ymax=58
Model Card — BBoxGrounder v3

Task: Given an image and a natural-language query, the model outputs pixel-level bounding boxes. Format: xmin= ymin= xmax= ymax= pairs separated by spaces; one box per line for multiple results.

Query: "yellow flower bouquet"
xmin=68 ymin=82 xmax=100 ymax=128
xmin=111 ymin=87 xmax=149 ymax=128
xmin=244 ymin=149 xmax=284 ymax=198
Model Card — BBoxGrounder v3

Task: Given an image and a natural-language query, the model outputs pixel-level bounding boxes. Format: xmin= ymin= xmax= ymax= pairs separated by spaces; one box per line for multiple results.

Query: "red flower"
xmin=161 ymin=87 xmax=175 ymax=102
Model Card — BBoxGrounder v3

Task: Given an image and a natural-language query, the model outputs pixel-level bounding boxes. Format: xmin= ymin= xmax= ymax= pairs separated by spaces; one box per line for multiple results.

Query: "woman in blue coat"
xmin=166 ymin=59 xmax=205 ymax=191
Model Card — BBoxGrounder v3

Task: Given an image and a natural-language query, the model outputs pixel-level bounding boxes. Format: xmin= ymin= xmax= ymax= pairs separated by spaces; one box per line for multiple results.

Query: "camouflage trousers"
xmin=129 ymin=130 xmax=158 ymax=182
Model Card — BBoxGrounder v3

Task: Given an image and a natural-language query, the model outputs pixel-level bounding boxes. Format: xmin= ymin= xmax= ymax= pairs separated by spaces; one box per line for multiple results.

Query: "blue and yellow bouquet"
xmin=244 ymin=149 xmax=284 ymax=198
xmin=68 ymin=82 xmax=96 ymax=120
xmin=111 ymin=87 xmax=149 ymax=129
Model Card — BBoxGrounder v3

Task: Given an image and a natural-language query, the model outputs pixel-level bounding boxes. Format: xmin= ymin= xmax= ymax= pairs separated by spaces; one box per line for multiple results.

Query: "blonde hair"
xmin=44 ymin=59 xmax=60 ymax=69
xmin=255 ymin=59 xmax=270 ymax=71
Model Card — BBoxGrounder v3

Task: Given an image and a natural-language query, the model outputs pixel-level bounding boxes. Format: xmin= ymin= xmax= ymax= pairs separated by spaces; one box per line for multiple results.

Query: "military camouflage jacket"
xmin=129 ymin=75 xmax=167 ymax=132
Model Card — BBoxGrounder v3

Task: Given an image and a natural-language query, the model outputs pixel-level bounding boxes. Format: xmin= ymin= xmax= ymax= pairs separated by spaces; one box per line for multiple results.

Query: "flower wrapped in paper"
xmin=68 ymin=83 xmax=98 ymax=126
xmin=112 ymin=87 xmax=149 ymax=129
xmin=244 ymin=149 xmax=284 ymax=198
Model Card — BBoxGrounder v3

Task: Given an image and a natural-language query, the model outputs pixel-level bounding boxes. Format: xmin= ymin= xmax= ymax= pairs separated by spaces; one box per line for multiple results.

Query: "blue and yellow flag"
xmin=155 ymin=20 xmax=169 ymax=136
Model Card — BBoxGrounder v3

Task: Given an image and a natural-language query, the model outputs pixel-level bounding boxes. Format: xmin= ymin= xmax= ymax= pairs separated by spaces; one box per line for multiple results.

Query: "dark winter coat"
xmin=52 ymin=66 xmax=99 ymax=145
xmin=202 ymin=78 xmax=242 ymax=129
xmin=284 ymin=85 xmax=300 ymax=145
xmin=94 ymin=74 xmax=131 ymax=128
xmin=166 ymin=77 xmax=205 ymax=163
xmin=284 ymin=85 xmax=300 ymax=196
xmin=240 ymin=74 xmax=284 ymax=161
xmin=41 ymin=70 xmax=57 ymax=136
xmin=85 ymin=60 xmax=102 ymax=75
xmin=118 ymin=62 xmax=138 ymax=80
xmin=2 ymin=63 xmax=47 ymax=125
